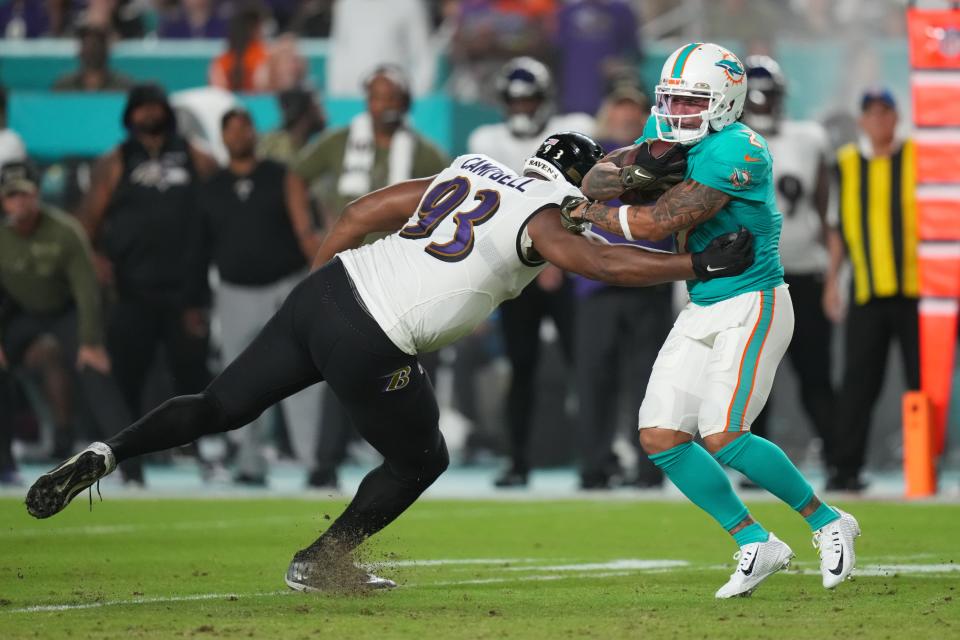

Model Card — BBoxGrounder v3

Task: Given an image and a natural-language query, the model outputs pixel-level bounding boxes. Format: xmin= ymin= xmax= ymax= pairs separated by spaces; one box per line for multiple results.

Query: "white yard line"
xmin=3 ymin=515 xmax=307 ymax=538
xmin=5 ymin=590 xmax=290 ymax=614
xmin=5 ymin=556 xmax=959 ymax=615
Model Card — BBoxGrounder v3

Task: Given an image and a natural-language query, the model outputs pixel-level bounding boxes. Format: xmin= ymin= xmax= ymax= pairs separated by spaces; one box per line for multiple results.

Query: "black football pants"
xmin=106 ymin=258 xmax=448 ymax=552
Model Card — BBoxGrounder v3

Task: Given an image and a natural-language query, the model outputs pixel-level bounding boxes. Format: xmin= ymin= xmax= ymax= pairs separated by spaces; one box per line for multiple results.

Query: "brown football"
xmin=619 ymin=138 xmax=676 ymax=169
xmin=645 ymin=138 xmax=677 ymax=160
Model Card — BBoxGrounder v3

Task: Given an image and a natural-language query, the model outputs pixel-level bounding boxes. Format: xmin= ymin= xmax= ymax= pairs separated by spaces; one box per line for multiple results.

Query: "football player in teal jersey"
xmin=565 ymin=43 xmax=861 ymax=598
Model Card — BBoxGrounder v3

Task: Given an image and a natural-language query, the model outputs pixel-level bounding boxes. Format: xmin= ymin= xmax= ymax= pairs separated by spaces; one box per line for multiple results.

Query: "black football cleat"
xmin=26 ymin=442 xmax=116 ymax=519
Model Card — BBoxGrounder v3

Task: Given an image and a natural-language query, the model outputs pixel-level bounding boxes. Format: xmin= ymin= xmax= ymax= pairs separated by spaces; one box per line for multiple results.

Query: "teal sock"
xmin=732 ymin=522 xmax=769 ymax=546
xmin=714 ymin=433 xmax=838 ymax=531
xmin=804 ymin=502 xmax=840 ymax=531
xmin=649 ymin=442 xmax=751 ymax=532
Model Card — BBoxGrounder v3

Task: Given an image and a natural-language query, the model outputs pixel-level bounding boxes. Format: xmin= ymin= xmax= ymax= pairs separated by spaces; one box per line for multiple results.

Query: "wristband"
xmin=618 ymin=205 xmax=635 ymax=241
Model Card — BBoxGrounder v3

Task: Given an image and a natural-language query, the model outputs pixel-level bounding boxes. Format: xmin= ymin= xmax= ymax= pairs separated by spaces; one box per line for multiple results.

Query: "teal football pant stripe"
xmin=725 ymin=289 xmax=775 ymax=431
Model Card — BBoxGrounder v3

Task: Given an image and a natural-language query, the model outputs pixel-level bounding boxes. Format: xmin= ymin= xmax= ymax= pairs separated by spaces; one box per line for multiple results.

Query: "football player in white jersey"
xmin=468 ymin=57 xmax=595 ymax=487
xmin=25 ymin=133 xmax=755 ymax=592
xmin=741 ymin=56 xmax=837 ymax=477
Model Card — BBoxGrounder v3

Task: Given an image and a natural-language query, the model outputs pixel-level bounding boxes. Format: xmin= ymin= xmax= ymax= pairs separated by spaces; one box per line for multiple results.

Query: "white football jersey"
xmin=766 ymin=120 xmax=830 ymax=274
xmin=467 ymin=113 xmax=596 ymax=173
xmin=339 ymin=154 xmax=581 ymax=355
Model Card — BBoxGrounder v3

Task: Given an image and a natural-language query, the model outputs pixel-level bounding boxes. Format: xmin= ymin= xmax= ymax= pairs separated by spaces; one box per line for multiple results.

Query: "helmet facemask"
xmin=652 ymin=86 xmax=725 ymax=145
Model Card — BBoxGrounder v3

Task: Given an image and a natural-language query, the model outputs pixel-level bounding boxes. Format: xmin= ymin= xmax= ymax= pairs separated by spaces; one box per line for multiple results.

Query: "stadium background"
xmin=2 ymin=2 xmax=960 ymax=639
xmin=2 ymin=0 xmax=953 ymax=480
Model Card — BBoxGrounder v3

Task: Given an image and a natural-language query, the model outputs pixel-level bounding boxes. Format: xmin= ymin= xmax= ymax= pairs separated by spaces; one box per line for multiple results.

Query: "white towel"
xmin=337 ymin=112 xmax=416 ymax=197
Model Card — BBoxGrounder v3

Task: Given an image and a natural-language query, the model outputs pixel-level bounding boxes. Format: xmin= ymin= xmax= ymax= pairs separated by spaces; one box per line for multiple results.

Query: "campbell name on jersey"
xmin=338 ymin=154 xmax=581 ymax=354
xmin=766 ymin=120 xmax=830 ymax=274
xmin=467 ymin=113 xmax=595 ymax=173
xmin=639 ymin=118 xmax=785 ymax=306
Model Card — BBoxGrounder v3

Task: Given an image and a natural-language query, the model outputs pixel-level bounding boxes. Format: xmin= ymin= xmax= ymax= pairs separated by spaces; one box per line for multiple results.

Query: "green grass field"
xmin=1 ymin=497 xmax=958 ymax=639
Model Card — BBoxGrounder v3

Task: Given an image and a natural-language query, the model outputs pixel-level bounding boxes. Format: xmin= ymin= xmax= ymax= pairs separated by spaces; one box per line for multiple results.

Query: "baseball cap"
xmin=860 ymin=87 xmax=897 ymax=112
xmin=0 ymin=161 xmax=39 ymax=196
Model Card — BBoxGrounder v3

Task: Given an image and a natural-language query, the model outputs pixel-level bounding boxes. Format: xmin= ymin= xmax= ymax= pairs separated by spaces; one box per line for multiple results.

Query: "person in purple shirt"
xmin=573 ymin=87 xmax=672 ymax=489
xmin=157 ymin=0 xmax=228 ymax=39
xmin=555 ymin=0 xmax=641 ymax=116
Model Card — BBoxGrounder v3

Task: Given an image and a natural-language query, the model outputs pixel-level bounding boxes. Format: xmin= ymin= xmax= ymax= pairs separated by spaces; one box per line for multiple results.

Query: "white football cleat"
xmin=814 ymin=508 xmax=861 ymax=589
xmin=715 ymin=532 xmax=794 ymax=599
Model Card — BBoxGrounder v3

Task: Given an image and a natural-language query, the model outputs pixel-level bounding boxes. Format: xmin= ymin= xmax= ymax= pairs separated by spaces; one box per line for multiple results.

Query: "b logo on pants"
xmin=383 ymin=366 xmax=412 ymax=392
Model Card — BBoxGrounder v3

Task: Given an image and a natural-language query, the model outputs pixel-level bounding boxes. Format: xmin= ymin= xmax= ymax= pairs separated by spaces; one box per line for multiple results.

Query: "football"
xmin=621 ymin=138 xmax=677 ymax=165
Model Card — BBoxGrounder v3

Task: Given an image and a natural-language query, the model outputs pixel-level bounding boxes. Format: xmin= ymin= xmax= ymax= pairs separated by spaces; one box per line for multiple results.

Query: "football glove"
xmin=619 ymin=141 xmax=688 ymax=195
xmin=560 ymin=195 xmax=589 ymax=234
xmin=691 ymin=227 xmax=755 ymax=281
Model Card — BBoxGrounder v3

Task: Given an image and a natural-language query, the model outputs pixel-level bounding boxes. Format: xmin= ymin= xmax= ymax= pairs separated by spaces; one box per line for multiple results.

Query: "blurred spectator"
xmin=573 ymin=87 xmax=671 ymax=490
xmin=76 ymin=83 xmax=218 ymax=423
xmin=266 ymin=33 xmax=308 ymax=92
xmin=289 ymin=65 xmax=448 ymax=243
xmin=52 ymin=25 xmax=134 ymax=92
xmin=0 ymin=87 xmax=27 ymax=170
xmin=741 ymin=56 xmax=838 ymax=477
xmin=262 ymin=0 xmax=300 ymax=31
xmin=0 ymin=161 xmax=141 ymax=482
xmin=209 ymin=3 xmax=270 ymax=92
xmin=555 ymin=0 xmax=642 ymax=116
xmin=45 ymin=0 xmax=76 ymax=38
xmin=288 ymin=0 xmax=334 ymax=37
xmin=158 ymin=0 xmax=228 ymax=39
xmin=824 ymin=88 xmax=918 ymax=492
xmin=257 ymin=87 xmax=326 ymax=164
xmin=287 ymin=65 xmax=448 ymax=487
xmin=326 ymin=0 xmax=436 ymax=97
xmin=704 ymin=0 xmax=793 ymax=53
xmin=448 ymin=0 xmax=556 ymax=103
xmin=0 ymin=0 xmax=50 ymax=38
xmin=189 ymin=109 xmax=321 ymax=486
xmin=81 ymin=0 xmax=146 ymax=39
xmin=466 ymin=57 xmax=592 ymax=488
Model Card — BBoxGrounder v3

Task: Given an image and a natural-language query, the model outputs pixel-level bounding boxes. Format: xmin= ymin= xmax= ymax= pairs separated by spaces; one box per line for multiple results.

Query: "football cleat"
xmin=25 ymin=442 xmax=116 ymax=519
xmin=814 ymin=508 xmax=861 ymax=589
xmin=285 ymin=553 xmax=397 ymax=593
xmin=715 ymin=532 xmax=794 ymax=599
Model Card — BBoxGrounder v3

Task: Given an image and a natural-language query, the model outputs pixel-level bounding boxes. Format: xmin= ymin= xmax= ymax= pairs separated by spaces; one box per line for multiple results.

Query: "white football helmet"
xmin=651 ymin=42 xmax=748 ymax=145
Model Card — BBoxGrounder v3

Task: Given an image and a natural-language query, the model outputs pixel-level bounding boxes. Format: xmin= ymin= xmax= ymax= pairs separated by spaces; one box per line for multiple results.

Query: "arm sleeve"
xmin=687 ymin=131 xmax=771 ymax=202
xmin=62 ymin=217 xmax=104 ymax=346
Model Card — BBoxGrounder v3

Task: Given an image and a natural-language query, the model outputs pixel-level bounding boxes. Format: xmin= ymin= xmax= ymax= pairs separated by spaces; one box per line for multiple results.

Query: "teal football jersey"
xmin=638 ymin=119 xmax=784 ymax=305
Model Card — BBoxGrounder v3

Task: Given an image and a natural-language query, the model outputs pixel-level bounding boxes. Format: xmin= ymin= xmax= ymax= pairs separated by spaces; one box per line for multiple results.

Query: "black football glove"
xmin=691 ymin=227 xmax=755 ymax=281
xmin=619 ymin=141 xmax=689 ymax=195
xmin=560 ymin=195 xmax=589 ymax=234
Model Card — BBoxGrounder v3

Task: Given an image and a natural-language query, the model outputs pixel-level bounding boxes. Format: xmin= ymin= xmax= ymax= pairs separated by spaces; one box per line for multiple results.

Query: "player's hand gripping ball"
xmin=618 ymin=140 xmax=688 ymax=205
